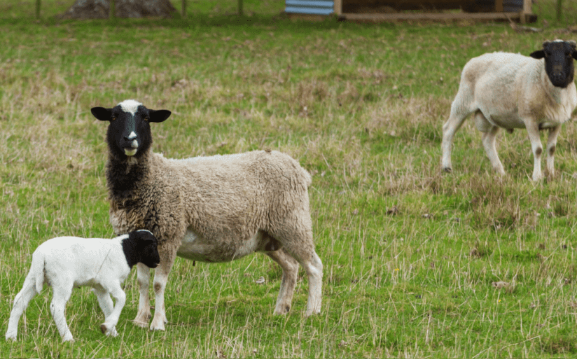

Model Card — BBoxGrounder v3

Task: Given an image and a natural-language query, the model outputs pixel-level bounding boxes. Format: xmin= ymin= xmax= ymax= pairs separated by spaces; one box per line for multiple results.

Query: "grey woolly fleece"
xmin=108 ymin=149 xmax=314 ymax=262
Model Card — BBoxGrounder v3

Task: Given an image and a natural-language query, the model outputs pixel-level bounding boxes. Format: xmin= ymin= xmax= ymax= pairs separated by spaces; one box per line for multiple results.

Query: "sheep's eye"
xmin=144 ymin=117 xmax=149 ymax=122
xmin=112 ymin=117 xmax=116 ymax=121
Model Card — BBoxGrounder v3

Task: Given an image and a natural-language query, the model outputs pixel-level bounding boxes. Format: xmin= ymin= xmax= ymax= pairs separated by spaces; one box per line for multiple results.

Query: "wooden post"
xmin=238 ymin=0 xmax=243 ymax=15
xmin=181 ymin=0 xmax=186 ymax=17
xmin=557 ymin=0 xmax=563 ymax=21
xmin=109 ymin=0 xmax=115 ymax=18
xmin=495 ymin=0 xmax=503 ymax=12
xmin=35 ymin=0 xmax=41 ymax=18
xmin=334 ymin=0 xmax=342 ymax=15
xmin=520 ymin=0 xmax=531 ymax=24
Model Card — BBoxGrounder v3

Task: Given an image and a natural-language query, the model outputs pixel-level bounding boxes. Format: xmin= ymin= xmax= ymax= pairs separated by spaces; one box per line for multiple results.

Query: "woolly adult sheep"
xmin=5 ymin=230 xmax=160 ymax=342
xmin=441 ymin=40 xmax=577 ymax=181
xmin=90 ymin=100 xmax=323 ymax=331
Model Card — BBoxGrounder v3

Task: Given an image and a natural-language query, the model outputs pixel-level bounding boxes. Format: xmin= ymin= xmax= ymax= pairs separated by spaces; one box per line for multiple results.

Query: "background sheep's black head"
xmin=530 ymin=40 xmax=577 ymax=88
xmin=125 ymin=229 xmax=160 ymax=269
xmin=91 ymin=100 xmax=171 ymax=159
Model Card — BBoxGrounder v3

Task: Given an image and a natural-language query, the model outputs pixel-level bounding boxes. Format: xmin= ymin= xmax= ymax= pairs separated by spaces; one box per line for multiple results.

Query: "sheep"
xmin=5 ymin=230 xmax=160 ymax=342
xmin=441 ymin=40 xmax=577 ymax=181
xmin=90 ymin=100 xmax=323 ymax=331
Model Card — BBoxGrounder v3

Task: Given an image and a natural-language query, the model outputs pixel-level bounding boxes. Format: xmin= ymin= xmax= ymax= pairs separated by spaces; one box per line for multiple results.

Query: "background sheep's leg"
xmin=265 ymin=248 xmax=299 ymax=315
xmin=526 ymin=121 xmax=544 ymax=181
xmin=150 ymin=246 xmax=177 ymax=331
xmin=133 ymin=263 xmax=151 ymax=328
xmin=5 ymin=278 xmax=39 ymax=340
xmin=50 ymin=285 xmax=74 ymax=342
xmin=481 ymin=125 xmax=505 ymax=175
xmin=441 ymin=87 xmax=473 ymax=172
xmin=100 ymin=285 xmax=125 ymax=337
xmin=546 ymin=126 xmax=561 ymax=177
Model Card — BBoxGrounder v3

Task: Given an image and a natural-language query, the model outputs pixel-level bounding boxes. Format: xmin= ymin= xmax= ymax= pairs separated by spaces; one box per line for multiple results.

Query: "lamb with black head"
xmin=5 ymin=230 xmax=160 ymax=342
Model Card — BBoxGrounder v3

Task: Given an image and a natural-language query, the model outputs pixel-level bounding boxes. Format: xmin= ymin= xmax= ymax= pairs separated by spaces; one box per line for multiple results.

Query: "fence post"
xmin=110 ymin=0 xmax=115 ymax=18
xmin=238 ymin=0 xmax=243 ymax=15
xmin=557 ymin=0 xmax=563 ymax=21
xmin=182 ymin=0 xmax=186 ymax=17
xmin=36 ymin=0 xmax=41 ymax=19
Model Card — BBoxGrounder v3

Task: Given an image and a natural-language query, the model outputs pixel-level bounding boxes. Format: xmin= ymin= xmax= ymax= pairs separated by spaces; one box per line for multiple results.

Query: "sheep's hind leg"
xmin=441 ymin=91 xmax=473 ymax=172
xmin=477 ymin=114 xmax=505 ymax=176
xmin=273 ymin=217 xmax=323 ymax=316
xmin=546 ymin=125 xmax=561 ymax=178
xmin=150 ymin=245 xmax=177 ymax=331
xmin=133 ymin=263 xmax=151 ymax=328
xmin=265 ymin=248 xmax=299 ymax=315
xmin=50 ymin=285 xmax=74 ymax=342
xmin=5 ymin=277 xmax=39 ymax=340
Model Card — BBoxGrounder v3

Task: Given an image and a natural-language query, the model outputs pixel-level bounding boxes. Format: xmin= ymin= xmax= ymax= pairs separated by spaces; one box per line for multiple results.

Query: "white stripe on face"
xmin=128 ymin=132 xmax=137 ymax=140
xmin=118 ymin=99 xmax=142 ymax=115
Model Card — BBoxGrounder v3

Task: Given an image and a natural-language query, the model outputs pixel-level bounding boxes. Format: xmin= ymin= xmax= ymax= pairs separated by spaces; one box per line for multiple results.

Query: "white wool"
xmin=5 ymin=236 xmax=132 ymax=342
xmin=118 ymin=99 xmax=142 ymax=115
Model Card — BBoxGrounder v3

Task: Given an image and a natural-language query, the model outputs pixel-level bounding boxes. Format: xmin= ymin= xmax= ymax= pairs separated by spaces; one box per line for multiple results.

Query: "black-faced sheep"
xmin=441 ymin=40 xmax=577 ymax=180
xmin=90 ymin=100 xmax=323 ymax=331
xmin=5 ymin=230 xmax=160 ymax=342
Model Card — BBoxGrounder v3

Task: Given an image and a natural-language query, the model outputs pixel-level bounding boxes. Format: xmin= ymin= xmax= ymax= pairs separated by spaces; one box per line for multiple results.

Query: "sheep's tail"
xmin=30 ymin=252 xmax=45 ymax=293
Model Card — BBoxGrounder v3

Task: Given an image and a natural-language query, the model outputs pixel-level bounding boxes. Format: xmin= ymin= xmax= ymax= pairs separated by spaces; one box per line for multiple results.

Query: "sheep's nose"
xmin=125 ymin=131 xmax=137 ymax=141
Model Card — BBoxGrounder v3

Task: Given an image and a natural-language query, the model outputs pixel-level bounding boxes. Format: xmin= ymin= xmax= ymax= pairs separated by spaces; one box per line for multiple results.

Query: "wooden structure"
xmin=286 ymin=0 xmax=536 ymax=23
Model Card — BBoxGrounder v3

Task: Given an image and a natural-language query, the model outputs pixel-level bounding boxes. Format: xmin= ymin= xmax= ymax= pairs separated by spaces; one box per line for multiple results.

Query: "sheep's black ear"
xmin=148 ymin=110 xmax=171 ymax=123
xmin=530 ymin=50 xmax=545 ymax=59
xmin=573 ymin=50 xmax=577 ymax=60
xmin=91 ymin=107 xmax=113 ymax=121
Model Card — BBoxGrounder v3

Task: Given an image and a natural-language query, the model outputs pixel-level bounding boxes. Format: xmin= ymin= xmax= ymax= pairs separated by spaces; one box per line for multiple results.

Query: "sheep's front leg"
xmin=150 ymin=246 xmax=177 ymax=331
xmin=526 ymin=121 xmax=544 ymax=181
xmin=100 ymin=284 xmax=126 ymax=337
xmin=546 ymin=125 xmax=561 ymax=178
xmin=133 ymin=263 xmax=151 ymax=328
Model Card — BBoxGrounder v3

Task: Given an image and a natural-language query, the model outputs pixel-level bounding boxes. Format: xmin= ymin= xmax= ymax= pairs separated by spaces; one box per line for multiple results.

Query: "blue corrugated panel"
xmin=285 ymin=0 xmax=334 ymax=15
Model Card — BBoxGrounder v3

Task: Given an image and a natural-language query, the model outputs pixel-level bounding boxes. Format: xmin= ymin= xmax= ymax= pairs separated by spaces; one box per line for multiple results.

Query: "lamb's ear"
xmin=91 ymin=107 xmax=113 ymax=121
xmin=148 ymin=110 xmax=171 ymax=123
xmin=530 ymin=50 xmax=545 ymax=59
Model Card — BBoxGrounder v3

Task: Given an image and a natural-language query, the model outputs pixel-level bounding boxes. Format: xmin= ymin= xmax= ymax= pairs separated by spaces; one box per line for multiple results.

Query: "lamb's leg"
xmin=5 ymin=278 xmax=39 ymax=340
xmin=150 ymin=245 xmax=177 ymax=331
xmin=133 ymin=263 xmax=151 ymax=328
xmin=50 ymin=285 xmax=74 ymax=342
xmin=100 ymin=284 xmax=125 ymax=337
xmin=546 ymin=125 xmax=561 ymax=178
xmin=526 ymin=121 xmax=544 ymax=181
xmin=481 ymin=125 xmax=505 ymax=175
xmin=265 ymin=248 xmax=299 ymax=315
xmin=93 ymin=287 xmax=117 ymax=337
xmin=441 ymin=89 xmax=473 ymax=172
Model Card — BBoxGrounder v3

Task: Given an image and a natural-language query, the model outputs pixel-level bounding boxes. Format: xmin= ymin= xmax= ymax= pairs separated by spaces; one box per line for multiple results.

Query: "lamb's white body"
xmin=441 ymin=51 xmax=577 ymax=180
xmin=6 ymin=236 xmax=131 ymax=342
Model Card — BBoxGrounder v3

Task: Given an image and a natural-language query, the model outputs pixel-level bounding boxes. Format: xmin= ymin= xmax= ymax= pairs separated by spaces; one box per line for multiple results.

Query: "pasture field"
xmin=1 ymin=0 xmax=577 ymax=357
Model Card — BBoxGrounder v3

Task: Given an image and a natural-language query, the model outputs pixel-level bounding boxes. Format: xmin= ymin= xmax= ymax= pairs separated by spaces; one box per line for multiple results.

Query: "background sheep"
xmin=5 ymin=230 xmax=160 ymax=342
xmin=441 ymin=40 xmax=577 ymax=181
xmin=91 ymin=100 xmax=323 ymax=331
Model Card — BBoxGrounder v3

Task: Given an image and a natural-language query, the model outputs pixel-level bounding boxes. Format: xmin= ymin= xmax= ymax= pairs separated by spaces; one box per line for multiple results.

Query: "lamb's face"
xmin=530 ymin=40 xmax=577 ymax=88
xmin=91 ymin=100 xmax=171 ymax=159
xmin=132 ymin=230 xmax=161 ymax=268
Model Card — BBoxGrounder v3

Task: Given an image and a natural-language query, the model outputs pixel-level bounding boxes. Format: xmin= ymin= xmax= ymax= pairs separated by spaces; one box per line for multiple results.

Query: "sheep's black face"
xmin=91 ymin=100 xmax=171 ymax=159
xmin=131 ymin=230 xmax=161 ymax=268
xmin=530 ymin=40 xmax=577 ymax=88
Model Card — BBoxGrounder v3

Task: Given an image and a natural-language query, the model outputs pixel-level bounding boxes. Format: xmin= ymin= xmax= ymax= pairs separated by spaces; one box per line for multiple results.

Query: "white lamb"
xmin=5 ymin=230 xmax=160 ymax=342
xmin=441 ymin=40 xmax=577 ymax=181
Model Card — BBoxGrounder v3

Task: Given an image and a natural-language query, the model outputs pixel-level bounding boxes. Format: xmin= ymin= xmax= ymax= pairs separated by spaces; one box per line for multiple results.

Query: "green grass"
xmin=2 ymin=0 xmax=577 ymax=357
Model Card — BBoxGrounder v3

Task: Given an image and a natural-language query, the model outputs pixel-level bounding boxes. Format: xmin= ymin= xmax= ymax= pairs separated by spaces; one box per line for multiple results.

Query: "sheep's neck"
xmin=106 ymin=150 xmax=151 ymax=206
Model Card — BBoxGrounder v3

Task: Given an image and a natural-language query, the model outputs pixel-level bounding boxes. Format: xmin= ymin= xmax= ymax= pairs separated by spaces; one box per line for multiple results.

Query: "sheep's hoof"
xmin=133 ymin=320 xmax=149 ymax=328
xmin=5 ymin=333 xmax=17 ymax=341
xmin=442 ymin=167 xmax=452 ymax=173
xmin=62 ymin=335 xmax=75 ymax=343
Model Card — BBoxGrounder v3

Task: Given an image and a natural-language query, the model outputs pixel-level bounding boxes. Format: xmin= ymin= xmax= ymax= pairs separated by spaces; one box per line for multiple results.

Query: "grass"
xmin=2 ymin=0 xmax=577 ymax=357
